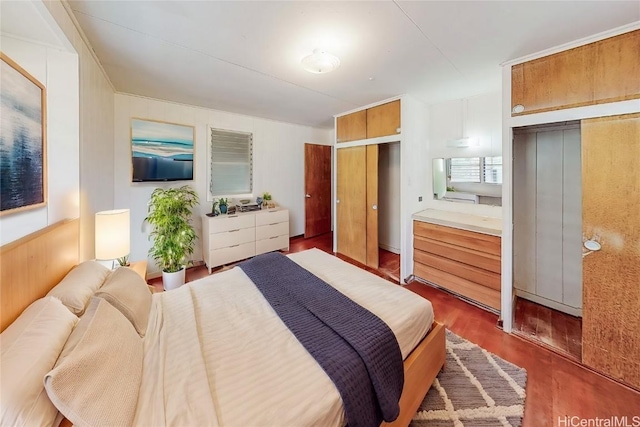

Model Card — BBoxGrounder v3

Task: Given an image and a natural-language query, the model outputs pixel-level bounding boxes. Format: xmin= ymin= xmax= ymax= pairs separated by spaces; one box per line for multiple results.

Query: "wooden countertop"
xmin=412 ymin=209 xmax=502 ymax=237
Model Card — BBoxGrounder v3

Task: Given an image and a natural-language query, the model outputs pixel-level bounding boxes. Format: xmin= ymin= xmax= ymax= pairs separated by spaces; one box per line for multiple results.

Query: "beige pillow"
xmin=44 ymin=298 xmax=142 ymax=427
xmin=95 ymin=267 xmax=151 ymax=337
xmin=0 ymin=296 xmax=78 ymax=427
xmin=47 ymin=261 xmax=111 ymax=315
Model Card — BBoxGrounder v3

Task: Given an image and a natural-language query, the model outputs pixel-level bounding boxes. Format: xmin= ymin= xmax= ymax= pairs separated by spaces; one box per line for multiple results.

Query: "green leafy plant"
xmin=210 ymin=199 xmax=219 ymax=213
xmin=145 ymin=185 xmax=199 ymax=273
xmin=116 ymin=255 xmax=130 ymax=267
xmin=262 ymin=192 xmax=272 ymax=201
xmin=218 ymin=197 xmax=228 ymax=207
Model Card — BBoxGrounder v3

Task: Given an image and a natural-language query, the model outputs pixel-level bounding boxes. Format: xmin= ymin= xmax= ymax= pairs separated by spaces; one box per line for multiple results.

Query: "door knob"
xmin=336 ymin=199 xmax=340 ymax=204
xmin=372 ymin=204 xmax=377 ymax=210
xmin=305 ymin=194 xmax=311 ymax=198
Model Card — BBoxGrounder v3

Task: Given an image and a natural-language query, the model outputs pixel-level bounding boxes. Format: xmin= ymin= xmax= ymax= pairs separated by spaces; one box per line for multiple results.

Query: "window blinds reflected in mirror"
xmin=432 ymin=157 xmax=502 ymax=206
xmin=209 ymin=128 xmax=253 ymax=196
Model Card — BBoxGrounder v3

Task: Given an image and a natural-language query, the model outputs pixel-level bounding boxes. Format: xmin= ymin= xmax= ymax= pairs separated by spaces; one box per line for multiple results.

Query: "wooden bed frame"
xmin=0 ymin=218 xmax=446 ymax=427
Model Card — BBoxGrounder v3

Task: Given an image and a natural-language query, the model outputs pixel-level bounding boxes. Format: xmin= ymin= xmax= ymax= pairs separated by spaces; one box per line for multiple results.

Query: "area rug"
xmin=411 ymin=330 xmax=527 ymax=427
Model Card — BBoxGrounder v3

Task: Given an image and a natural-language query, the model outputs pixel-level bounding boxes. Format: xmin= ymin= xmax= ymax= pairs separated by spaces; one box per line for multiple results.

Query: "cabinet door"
xmin=337 ymin=146 xmax=367 ymax=264
xmin=512 ymin=29 xmax=640 ymax=116
xmin=581 ymin=113 xmax=640 ymax=389
xmin=366 ymin=100 xmax=401 ymax=138
xmin=511 ymin=43 xmax=595 ymax=115
xmin=336 ymin=110 xmax=366 ymax=143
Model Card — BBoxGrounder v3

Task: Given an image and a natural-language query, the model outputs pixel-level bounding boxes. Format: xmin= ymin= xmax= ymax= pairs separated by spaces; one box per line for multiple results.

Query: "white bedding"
xmin=134 ymin=248 xmax=433 ymax=427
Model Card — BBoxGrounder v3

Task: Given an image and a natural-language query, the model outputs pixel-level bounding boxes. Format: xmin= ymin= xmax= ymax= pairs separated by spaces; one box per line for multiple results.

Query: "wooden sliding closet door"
xmin=582 ymin=113 xmax=640 ymax=389
xmin=337 ymin=147 xmax=367 ymax=265
xmin=366 ymin=145 xmax=379 ymax=268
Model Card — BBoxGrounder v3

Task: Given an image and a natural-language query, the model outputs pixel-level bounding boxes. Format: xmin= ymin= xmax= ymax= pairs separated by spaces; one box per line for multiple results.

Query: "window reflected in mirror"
xmin=432 ymin=157 xmax=502 ymax=206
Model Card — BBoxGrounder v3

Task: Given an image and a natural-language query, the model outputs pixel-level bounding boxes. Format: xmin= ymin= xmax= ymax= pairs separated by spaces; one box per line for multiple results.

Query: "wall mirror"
xmin=432 ymin=157 xmax=502 ymax=206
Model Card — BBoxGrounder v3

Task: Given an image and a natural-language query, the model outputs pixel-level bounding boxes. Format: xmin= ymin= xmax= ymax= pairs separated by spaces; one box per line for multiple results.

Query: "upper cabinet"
xmin=336 ymin=110 xmax=367 ymax=143
xmin=511 ymin=29 xmax=640 ymax=116
xmin=366 ymin=100 xmax=401 ymax=138
xmin=336 ymin=100 xmax=401 ymax=142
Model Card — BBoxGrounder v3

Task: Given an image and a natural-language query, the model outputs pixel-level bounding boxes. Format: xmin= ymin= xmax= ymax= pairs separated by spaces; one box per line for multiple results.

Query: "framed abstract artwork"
xmin=130 ymin=118 xmax=194 ymax=182
xmin=0 ymin=53 xmax=47 ymax=216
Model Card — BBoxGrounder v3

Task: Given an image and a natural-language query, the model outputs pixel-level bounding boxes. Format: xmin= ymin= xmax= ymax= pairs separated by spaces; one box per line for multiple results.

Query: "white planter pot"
xmin=162 ymin=268 xmax=185 ymax=291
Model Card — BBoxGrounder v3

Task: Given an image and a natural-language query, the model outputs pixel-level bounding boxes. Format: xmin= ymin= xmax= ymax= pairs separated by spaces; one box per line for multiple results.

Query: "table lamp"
xmin=95 ymin=209 xmax=130 ymax=268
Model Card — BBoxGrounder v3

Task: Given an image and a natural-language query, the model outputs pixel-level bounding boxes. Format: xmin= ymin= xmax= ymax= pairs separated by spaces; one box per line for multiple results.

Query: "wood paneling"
xmin=366 ymin=100 xmax=401 ymax=139
xmin=582 ymin=113 xmax=640 ymax=390
xmin=512 ymin=29 xmax=640 ymax=116
xmin=336 ymin=110 xmax=366 ymax=143
xmin=366 ymin=144 xmax=379 ymax=268
xmin=304 ymin=144 xmax=332 ymax=238
xmin=414 ymin=221 xmax=501 ymax=256
xmin=1 ymin=219 xmax=79 ymax=332
xmin=337 ymin=146 xmax=367 ymax=264
xmin=414 ymin=250 xmax=501 ymax=291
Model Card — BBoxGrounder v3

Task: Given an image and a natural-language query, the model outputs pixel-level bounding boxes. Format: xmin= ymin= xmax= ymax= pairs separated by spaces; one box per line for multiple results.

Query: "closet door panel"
xmin=337 ymin=146 xmax=367 ymax=264
xmin=582 ymin=113 xmax=640 ymax=390
xmin=513 ymin=132 xmax=537 ymax=294
xmin=535 ymin=130 xmax=564 ymax=303
xmin=561 ymin=128 xmax=583 ymax=308
xmin=366 ymin=144 xmax=379 ymax=268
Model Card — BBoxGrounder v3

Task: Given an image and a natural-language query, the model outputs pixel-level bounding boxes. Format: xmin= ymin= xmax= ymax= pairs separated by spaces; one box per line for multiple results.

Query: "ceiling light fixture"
xmin=301 ymin=49 xmax=340 ymax=74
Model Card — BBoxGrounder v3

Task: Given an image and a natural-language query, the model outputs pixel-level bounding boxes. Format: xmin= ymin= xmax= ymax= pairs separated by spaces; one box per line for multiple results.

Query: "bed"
xmin=0 ymin=219 xmax=446 ymax=427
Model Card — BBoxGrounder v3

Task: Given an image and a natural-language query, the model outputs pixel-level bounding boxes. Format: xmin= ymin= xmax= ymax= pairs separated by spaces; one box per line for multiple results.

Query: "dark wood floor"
xmin=513 ymin=297 xmax=583 ymax=361
xmin=149 ymin=232 xmax=640 ymax=425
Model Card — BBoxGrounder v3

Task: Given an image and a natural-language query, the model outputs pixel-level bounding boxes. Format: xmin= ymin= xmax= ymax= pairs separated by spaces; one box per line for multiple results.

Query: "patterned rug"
xmin=411 ymin=331 xmax=527 ymax=427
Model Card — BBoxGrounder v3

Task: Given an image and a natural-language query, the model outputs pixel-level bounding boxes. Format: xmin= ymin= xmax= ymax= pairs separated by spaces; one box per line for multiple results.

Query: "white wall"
xmin=0 ymin=36 xmax=80 ymax=245
xmin=425 ymin=91 xmax=502 ymax=218
xmin=113 ymin=94 xmax=332 ymax=275
xmin=43 ymin=1 xmax=116 ymax=261
xmin=378 ymin=142 xmax=400 ymax=253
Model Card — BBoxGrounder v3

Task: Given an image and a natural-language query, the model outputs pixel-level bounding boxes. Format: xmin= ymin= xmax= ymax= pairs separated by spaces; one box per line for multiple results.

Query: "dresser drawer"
xmin=256 ymin=209 xmax=288 ymax=226
xmin=256 ymin=234 xmax=289 ymax=255
xmin=413 ymin=220 xmax=500 ymax=256
xmin=209 ymin=242 xmax=255 ymax=267
xmin=209 ymin=227 xmax=255 ymax=250
xmin=208 ymin=214 xmax=255 ymax=233
xmin=256 ymin=222 xmax=289 ymax=241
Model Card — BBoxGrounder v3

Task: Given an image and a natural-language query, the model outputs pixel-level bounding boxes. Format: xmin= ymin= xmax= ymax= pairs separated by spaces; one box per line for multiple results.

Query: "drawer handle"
xmin=227 ymin=215 xmax=238 ymax=218
xmin=269 ymin=223 xmax=279 ymax=226
xmin=269 ymin=236 xmax=279 ymax=240
xmin=229 ymin=244 xmax=240 ymax=248
xmin=229 ymin=229 xmax=240 ymax=232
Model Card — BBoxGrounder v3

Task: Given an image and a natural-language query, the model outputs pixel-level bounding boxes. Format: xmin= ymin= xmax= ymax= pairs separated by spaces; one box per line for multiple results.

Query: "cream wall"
xmin=43 ymin=0 xmax=115 ymax=261
xmin=424 ymin=91 xmax=502 ymax=218
xmin=0 ymin=36 xmax=79 ymax=245
xmin=113 ymin=94 xmax=332 ymax=275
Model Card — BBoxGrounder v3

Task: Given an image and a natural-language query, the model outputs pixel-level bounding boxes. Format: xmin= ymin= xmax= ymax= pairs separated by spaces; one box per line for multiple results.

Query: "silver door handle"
xmin=336 ymin=199 xmax=340 ymax=204
xmin=305 ymin=194 xmax=311 ymax=198
xmin=372 ymin=204 xmax=377 ymax=210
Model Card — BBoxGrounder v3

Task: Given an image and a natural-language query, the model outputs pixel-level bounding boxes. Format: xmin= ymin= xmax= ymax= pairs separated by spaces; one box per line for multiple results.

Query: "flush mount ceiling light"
xmin=301 ymin=49 xmax=340 ymax=74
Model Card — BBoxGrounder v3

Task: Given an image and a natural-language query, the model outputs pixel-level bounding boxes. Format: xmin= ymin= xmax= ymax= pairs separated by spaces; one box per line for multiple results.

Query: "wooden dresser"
xmin=412 ymin=210 xmax=501 ymax=312
xmin=202 ymin=208 xmax=289 ymax=273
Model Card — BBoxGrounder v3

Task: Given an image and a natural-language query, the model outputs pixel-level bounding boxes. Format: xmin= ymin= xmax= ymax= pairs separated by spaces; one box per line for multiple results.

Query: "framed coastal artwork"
xmin=130 ymin=118 xmax=195 ymax=182
xmin=0 ymin=53 xmax=47 ymax=216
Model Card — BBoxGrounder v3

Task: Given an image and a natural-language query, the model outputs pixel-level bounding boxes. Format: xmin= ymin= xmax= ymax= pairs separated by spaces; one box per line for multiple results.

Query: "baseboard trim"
xmin=379 ymin=243 xmax=400 ymax=254
xmin=515 ymin=289 xmax=582 ymax=317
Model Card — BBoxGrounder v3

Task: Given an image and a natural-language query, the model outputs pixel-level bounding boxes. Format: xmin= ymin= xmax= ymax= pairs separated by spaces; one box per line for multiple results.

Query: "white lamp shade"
xmin=95 ymin=209 xmax=130 ymax=260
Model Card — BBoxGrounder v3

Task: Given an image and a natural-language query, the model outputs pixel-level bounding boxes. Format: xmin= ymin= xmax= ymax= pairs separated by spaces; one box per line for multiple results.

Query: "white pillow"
xmin=0 ymin=296 xmax=78 ymax=427
xmin=44 ymin=297 xmax=143 ymax=427
xmin=95 ymin=267 xmax=152 ymax=337
xmin=47 ymin=261 xmax=110 ymax=315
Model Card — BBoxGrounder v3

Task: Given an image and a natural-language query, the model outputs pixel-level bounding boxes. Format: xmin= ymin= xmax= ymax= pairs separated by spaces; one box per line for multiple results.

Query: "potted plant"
xmin=145 ymin=185 xmax=199 ymax=290
xmin=262 ymin=192 xmax=272 ymax=209
xmin=218 ymin=197 xmax=229 ymax=214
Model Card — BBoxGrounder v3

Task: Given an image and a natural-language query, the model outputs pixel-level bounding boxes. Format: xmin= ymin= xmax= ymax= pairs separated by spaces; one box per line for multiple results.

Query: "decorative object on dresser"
xmin=262 ymin=192 xmax=273 ymax=208
xmin=0 ymin=53 xmax=47 ymax=216
xmin=202 ymin=208 xmax=289 ymax=273
xmin=218 ymin=197 xmax=228 ymax=214
xmin=95 ymin=209 xmax=130 ymax=269
xmin=145 ymin=185 xmax=199 ymax=290
xmin=412 ymin=209 xmax=502 ymax=312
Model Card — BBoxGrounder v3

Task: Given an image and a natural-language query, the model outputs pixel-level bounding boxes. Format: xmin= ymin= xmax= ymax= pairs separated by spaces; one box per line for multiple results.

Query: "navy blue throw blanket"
xmin=239 ymin=252 xmax=404 ymax=427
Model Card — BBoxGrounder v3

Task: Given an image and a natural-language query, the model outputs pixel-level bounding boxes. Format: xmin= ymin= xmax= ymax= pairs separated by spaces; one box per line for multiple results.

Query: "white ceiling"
xmin=68 ymin=1 xmax=640 ymax=128
xmin=1 ymin=1 xmax=68 ymax=50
